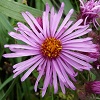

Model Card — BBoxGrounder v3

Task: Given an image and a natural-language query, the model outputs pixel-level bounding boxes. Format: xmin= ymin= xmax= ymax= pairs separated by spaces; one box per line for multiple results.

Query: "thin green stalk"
xmin=0 ymin=78 xmax=18 ymax=100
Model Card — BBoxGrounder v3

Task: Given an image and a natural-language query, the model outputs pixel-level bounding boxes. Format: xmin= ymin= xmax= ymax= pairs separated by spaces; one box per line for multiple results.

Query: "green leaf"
xmin=59 ymin=0 xmax=75 ymax=14
xmin=21 ymin=77 xmax=32 ymax=100
xmin=0 ymin=14 xmax=15 ymax=61
xmin=32 ymin=69 xmax=38 ymax=78
xmin=0 ymin=22 xmax=9 ymax=61
xmin=35 ymin=0 xmax=44 ymax=10
xmin=16 ymin=83 xmax=23 ymax=100
xmin=0 ymin=78 xmax=18 ymax=100
xmin=0 ymin=0 xmax=42 ymax=22
xmin=89 ymin=71 xmax=96 ymax=81
xmin=17 ymin=0 xmax=23 ymax=3
xmin=0 ymin=13 xmax=14 ymax=32
xmin=42 ymin=0 xmax=53 ymax=8
xmin=0 ymin=80 xmax=5 ymax=100
xmin=0 ymin=23 xmax=8 ymax=45
xmin=0 ymin=75 xmax=13 ymax=91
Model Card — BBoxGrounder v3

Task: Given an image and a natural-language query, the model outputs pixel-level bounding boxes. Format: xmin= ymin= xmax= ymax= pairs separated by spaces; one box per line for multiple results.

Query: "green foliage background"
xmin=0 ymin=0 xmax=100 ymax=100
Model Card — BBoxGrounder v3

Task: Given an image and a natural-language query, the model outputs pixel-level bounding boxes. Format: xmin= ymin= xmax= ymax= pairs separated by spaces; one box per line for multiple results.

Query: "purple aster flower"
xmin=85 ymin=81 xmax=100 ymax=94
xmin=36 ymin=17 xmax=43 ymax=28
xmin=87 ymin=32 xmax=100 ymax=69
xmin=79 ymin=0 xmax=100 ymax=28
xmin=3 ymin=3 xmax=97 ymax=97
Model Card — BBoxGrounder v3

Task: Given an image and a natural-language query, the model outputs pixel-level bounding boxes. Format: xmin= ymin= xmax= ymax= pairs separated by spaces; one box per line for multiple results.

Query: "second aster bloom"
xmin=79 ymin=0 xmax=100 ymax=28
xmin=3 ymin=3 xmax=97 ymax=96
xmin=85 ymin=81 xmax=100 ymax=94
xmin=88 ymin=32 xmax=100 ymax=69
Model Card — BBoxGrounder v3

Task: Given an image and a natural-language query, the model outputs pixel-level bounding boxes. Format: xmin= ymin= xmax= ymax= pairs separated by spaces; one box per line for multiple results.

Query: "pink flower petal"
xmin=25 ymin=11 xmax=43 ymax=33
xmin=53 ymin=67 xmax=58 ymax=94
xmin=21 ymin=58 xmax=44 ymax=81
xmin=34 ymin=60 xmax=47 ymax=92
xmin=56 ymin=9 xmax=74 ymax=36
xmin=52 ymin=60 xmax=66 ymax=83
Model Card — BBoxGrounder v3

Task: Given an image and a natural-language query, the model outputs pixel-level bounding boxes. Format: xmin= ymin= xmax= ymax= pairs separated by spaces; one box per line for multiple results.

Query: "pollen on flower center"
xmin=41 ymin=37 xmax=62 ymax=58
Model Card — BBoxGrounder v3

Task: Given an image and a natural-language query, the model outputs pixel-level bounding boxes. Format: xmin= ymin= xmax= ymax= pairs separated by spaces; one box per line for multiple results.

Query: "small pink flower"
xmin=79 ymin=0 xmax=100 ymax=29
xmin=35 ymin=17 xmax=43 ymax=32
xmin=88 ymin=32 xmax=100 ymax=69
xmin=87 ymin=44 xmax=100 ymax=59
xmin=3 ymin=3 xmax=97 ymax=97
xmin=85 ymin=81 xmax=100 ymax=94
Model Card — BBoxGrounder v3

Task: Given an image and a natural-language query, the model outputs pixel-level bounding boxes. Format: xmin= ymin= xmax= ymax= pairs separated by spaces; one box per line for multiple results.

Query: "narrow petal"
xmin=56 ymin=21 xmax=73 ymax=38
xmin=25 ymin=11 xmax=43 ymax=33
xmin=8 ymin=32 xmax=35 ymax=46
xmin=19 ymin=30 xmax=41 ymax=45
xmin=60 ymin=54 xmax=83 ymax=71
xmin=53 ymin=67 xmax=58 ymax=94
xmin=62 ymin=37 xmax=92 ymax=44
xmin=22 ymin=12 xmax=40 ymax=36
xmin=42 ymin=62 xmax=52 ymax=97
xmin=62 ymin=49 xmax=96 ymax=62
xmin=60 ymin=19 xmax=83 ymax=39
xmin=95 ymin=19 xmax=100 ymax=27
xmin=63 ymin=46 xmax=96 ymax=52
xmin=68 ymin=74 xmax=77 ymax=82
xmin=62 ymin=25 xmax=90 ymax=41
xmin=45 ymin=3 xmax=50 ymax=37
xmin=56 ymin=9 xmax=74 ymax=36
xmin=60 ymin=54 xmax=91 ymax=71
xmin=52 ymin=60 xmax=66 ymax=82
xmin=13 ymin=56 xmax=41 ymax=73
xmin=4 ymin=44 xmax=35 ymax=50
xmin=50 ymin=7 xmax=54 ymax=35
xmin=56 ymin=58 xmax=76 ymax=90
xmin=63 ymin=42 xmax=96 ymax=48
xmin=57 ymin=58 xmax=76 ymax=76
xmin=92 ymin=5 xmax=100 ymax=10
xmin=3 ymin=50 xmax=39 ymax=58
xmin=42 ymin=61 xmax=51 ymax=90
xmin=79 ymin=0 xmax=85 ymax=6
xmin=59 ymin=78 xmax=66 ymax=94
xmin=13 ymin=55 xmax=42 ymax=78
xmin=93 ymin=19 xmax=98 ymax=29
xmin=13 ymin=55 xmax=41 ymax=69
xmin=34 ymin=60 xmax=46 ymax=92
xmin=52 ymin=2 xmax=64 ymax=37
xmin=62 ymin=52 xmax=93 ymax=69
xmin=17 ymin=22 xmax=44 ymax=42
xmin=21 ymin=58 xmax=44 ymax=81
xmin=42 ymin=12 xmax=47 ymax=38
xmin=50 ymin=14 xmax=57 ymax=37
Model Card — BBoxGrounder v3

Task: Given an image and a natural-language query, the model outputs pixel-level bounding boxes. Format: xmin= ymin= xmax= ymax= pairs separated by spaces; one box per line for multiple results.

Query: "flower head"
xmin=85 ymin=81 xmax=100 ymax=94
xmin=87 ymin=32 xmax=100 ymax=69
xmin=3 ymin=3 xmax=97 ymax=97
xmin=79 ymin=0 xmax=100 ymax=28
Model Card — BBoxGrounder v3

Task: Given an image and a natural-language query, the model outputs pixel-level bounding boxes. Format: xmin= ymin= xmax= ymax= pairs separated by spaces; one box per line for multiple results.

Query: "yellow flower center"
xmin=41 ymin=37 xmax=62 ymax=58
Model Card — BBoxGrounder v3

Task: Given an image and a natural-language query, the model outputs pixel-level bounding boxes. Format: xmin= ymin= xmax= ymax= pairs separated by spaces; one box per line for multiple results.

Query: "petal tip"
xmin=21 ymin=77 xmax=25 ymax=82
xmin=25 ymin=11 xmax=30 ymax=14
xmin=61 ymin=2 xmax=64 ymax=7
xmin=21 ymin=12 xmax=25 ymax=15
xmin=9 ymin=32 xmax=14 ymax=35
xmin=42 ymin=91 xmax=45 ymax=97
xmin=4 ymin=44 xmax=9 ymax=48
xmin=13 ymin=75 xmax=16 ymax=78
xmin=70 ymin=9 xmax=74 ymax=13
xmin=2 ymin=54 xmax=7 ymax=58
